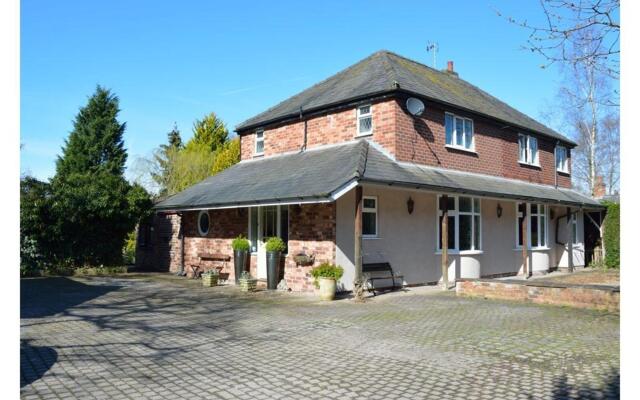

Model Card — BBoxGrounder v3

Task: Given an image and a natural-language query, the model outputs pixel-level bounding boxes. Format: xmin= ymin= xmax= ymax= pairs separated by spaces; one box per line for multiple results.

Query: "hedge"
xmin=603 ymin=201 xmax=620 ymax=269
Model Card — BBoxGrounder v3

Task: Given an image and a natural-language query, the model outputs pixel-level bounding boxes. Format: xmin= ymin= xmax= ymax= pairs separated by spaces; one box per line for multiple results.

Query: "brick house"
xmin=137 ymin=50 xmax=603 ymax=292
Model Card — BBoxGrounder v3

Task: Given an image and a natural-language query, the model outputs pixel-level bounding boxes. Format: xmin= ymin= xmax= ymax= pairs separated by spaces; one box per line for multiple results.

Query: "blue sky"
xmin=21 ymin=0 xmax=565 ymax=182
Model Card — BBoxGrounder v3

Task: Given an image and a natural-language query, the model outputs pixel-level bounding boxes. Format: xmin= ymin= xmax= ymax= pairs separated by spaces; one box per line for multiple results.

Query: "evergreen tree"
xmin=187 ymin=112 xmax=228 ymax=152
xmin=211 ymin=137 xmax=240 ymax=175
xmin=50 ymin=86 xmax=151 ymax=266
xmin=152 ymin=123 xmax=183 ymax=197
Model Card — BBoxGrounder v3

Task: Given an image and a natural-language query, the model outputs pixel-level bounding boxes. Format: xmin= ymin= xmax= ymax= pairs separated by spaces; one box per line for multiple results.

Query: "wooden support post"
xmin=522 ymin=204 xmax=528 ymax=278
xmin=354 ymin=185 xmax=364 ymax=301
xmin=441 ymin=195 xmax=449 ymax=290
xmin=567 ymin=207 xmax=574 ymax=273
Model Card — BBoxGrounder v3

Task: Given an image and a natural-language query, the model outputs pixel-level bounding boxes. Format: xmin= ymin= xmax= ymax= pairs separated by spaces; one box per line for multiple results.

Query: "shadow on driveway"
xmin=21 ymin=277 xmax=120 ymax=319
xmin=20 ymin=340 xmax=57 ymax=388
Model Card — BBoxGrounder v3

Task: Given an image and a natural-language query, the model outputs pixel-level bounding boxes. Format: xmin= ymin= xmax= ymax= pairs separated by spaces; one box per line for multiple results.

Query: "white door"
xmin=257 ymin=206 xmax=278 ymax=279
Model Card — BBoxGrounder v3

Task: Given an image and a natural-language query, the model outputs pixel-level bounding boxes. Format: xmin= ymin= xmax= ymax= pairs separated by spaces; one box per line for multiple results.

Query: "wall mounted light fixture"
xmin=407 ymin=197 xmax=415 ymax=214
xmin=497 ymin=203 xmax=503 ymax=218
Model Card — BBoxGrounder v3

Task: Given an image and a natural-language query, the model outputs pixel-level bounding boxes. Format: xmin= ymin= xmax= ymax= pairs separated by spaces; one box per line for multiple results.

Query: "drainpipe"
xmin=300 ymin=106 xmax=307 ymax=152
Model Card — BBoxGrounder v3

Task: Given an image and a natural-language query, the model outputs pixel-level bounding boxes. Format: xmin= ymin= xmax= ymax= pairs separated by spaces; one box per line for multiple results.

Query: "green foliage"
xmin=74 ymin=266 xmax=128 ymax=276
xmin=211 ymin=137 xmax=240 ymax=175
xmin=151 ymin=124 xmax=183 ymax=197
xmin=20 ymin=176 xmax=56 ymax=271
xmin=123 ymin=230 xmax=137 ymax=265
xmin=20 ymin=236 xmax=45 ymax=277
xmin=202 ymin=269 xmax=220 ymax=277
xmin=165 ymin=142 xmax=217 ymax=194
xmin=265 ymin=237 xmax=286 ymax=253
xmin=310 ymin=263 xmax=344 ymax=288
xmin=603 ymin=201 xmax=620 ymax=269
xmin=232 ymin=235 xmax=251 ymax=251
xmin=188 ymin=112 xmax=229 ymax=153
xmin=239 ymin=271 xmax=254 ymax=280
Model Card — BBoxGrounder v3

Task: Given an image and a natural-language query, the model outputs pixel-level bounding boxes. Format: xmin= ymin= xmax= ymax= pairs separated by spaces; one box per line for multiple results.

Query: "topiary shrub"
xmin=232 ymin=235 xmax=251 ymax=251
xmin=310 ymin=263 xmax=344 ymax=288
xmin=603 ymin=201 xmax=620 ymax=269
xmin=265 ymin=237 xmax=286 ymax=253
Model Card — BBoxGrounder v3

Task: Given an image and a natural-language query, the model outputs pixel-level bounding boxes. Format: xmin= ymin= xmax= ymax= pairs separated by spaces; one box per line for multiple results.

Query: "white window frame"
xmin=197 ymin=210 xmax=210 ymax=237
xmin=362 ymin=196 xmax=378 ymax=238
xmin=515 ymin=203 xmax=548 ymax=250
xmin=356 ymin=104 xmax=373 ymax=136
xmin=436 ymin=195 xmax=482 ymax=253
xmin=518 ymin=134 xmax=539 ymax=166
xmin=445 ymin=112 xmax=475 ymax=151
xmin=248 ymin=205 xmax=289 ymax=254
xmin=254 ymin=129 xmax=264 ymax=156
xmin=556 ymin=145 xmax=569 ymax=173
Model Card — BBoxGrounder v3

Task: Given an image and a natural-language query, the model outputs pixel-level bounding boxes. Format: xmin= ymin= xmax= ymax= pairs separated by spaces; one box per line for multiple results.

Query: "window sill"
xmin=556 ymin=169 xmax=570 ymax=175
xmin=435 ymin=250 xmax=483 ymax=255
xmin=356 ymin=132 xmax=373 ymax=138
xmin=519 ymin=161 xmax=541 ymax=169
xmin=445 ymin=144 xmax=476 ymax=154
xmin=363 ymin=235 xmax=379 ymax=240
xmin=513 ymin=247 xmax=551 ymax=251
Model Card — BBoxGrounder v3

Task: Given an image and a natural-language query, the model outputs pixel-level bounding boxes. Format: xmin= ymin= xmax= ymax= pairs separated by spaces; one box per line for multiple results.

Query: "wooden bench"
xmin=363 ymin=262 xmax=403 ymax=296
xmin=188 ymin=253 xmax=231 ymax=279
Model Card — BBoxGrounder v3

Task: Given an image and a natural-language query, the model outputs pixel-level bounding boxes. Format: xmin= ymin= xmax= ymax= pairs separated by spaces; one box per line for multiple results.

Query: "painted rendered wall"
xmin=554 ymin=209 xmax=586 ymax=268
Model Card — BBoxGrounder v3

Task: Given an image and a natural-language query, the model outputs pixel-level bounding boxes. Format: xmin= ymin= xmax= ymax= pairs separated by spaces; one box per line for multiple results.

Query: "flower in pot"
xmin=265 ymin=237 xmax=286 ymax=290
xmin=238 ymin=271 xmax=257 ymax=292
xmin=232 ymin=235 xmax=251 ymax=285
xmin=310 ymin=263 xmax=344 ymax=301
xmin=202 ymin=269 xmax=219 ymax=287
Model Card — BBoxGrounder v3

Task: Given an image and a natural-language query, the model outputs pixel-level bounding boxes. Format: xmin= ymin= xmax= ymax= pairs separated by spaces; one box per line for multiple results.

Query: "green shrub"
xmin=74 ymin=266 xmax=128 ymax=276
xmin=43 ymin=260 xmax=76 ymax=276
xmin=265 ymin=237 xmax=286 ymax=253
xmin=232 ymin=235 xmax=251 ymax=251
xmin=202 ymin=269 xmax=219 ymax=277
xmin=20 ymin=235 xmax=45 ymax=277
xmin=310 ymin=263 xmax=344 ymax=288
xmin=123 ymin=230 xmax=136 ymax=265
xmin=603 ymin=201 xmax=620 ymax=269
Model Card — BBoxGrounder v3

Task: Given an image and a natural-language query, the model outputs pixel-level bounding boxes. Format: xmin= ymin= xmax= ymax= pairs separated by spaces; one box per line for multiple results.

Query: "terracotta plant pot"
xmin=318 ymin=277 xmax=337 ymax=301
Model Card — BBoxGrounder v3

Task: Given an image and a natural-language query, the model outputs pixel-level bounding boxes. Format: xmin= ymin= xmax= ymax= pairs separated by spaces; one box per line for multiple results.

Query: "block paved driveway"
xmin=21 ymin=274 xmax=619 ymax=399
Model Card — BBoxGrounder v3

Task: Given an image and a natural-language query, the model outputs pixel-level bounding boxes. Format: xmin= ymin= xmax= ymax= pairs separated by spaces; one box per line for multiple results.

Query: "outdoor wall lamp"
xmin=407 ymin=197 xmax=415 ymax=214
xmin=497 ymin=203 xmax=503 ymax=218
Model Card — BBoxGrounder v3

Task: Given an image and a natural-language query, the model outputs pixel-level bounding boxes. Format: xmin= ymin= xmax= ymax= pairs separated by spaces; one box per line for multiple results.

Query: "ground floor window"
xmin=362 ymin=196 xmax=378 ymax=237
xmin=516 ymin=203 xmax=548 ymax=249
xmin=248 ymin=205 xmax=289 ymax=253
xmin=437 ymin=195 xmax=481 ymax=251
xmin=571 ymin=212 xmax=579 ymax=245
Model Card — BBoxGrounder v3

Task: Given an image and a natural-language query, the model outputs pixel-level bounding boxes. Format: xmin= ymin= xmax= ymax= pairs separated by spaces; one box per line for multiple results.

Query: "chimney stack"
xmin=444 ymin=61 xmax=459 ymax=77
xmin=593 ymin=176 xmax=606 ymax=198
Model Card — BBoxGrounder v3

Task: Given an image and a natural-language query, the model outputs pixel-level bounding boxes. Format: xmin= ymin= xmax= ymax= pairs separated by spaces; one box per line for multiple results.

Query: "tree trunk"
xmin=353 ymin=186 xmax=364 ymax=301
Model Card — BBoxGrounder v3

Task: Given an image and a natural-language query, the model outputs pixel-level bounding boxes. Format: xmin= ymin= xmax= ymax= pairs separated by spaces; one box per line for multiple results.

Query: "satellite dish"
xmin=406 ymin=97 xmax=425 ymax=116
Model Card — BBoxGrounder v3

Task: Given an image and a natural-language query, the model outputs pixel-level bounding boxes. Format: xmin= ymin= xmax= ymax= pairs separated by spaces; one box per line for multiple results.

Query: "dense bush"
xmin=123 ymin=230 xmax=137 ymax=265
xmin=603 ymin=201 xmax=620 ymax=269
xmin=265 ymin=237 xmax=286 ymax=252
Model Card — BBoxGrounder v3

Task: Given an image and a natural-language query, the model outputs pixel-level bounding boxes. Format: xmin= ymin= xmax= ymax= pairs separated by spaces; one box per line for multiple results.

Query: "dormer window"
xmin=357 ymin=105 xmax=373 ymax=136
xmin=255 ymin=129 xmax=264 ymax=155
xmin=518 ymin=134 xmax=539 ymax=166
xmin=444 ymin=112 xmax=474 ymax=151
xmin=556 ymin=145 xmax=568 ymax=173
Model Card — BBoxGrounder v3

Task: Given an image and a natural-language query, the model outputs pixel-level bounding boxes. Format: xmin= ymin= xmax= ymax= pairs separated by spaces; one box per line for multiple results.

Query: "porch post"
xmin=354 ymin=185 xmax=364 ymax=301
xmin=567 ymin=207 xmax=574 ymax=273
xmin=440 ymin=195 xmax=449 ymax=290
xmin=522 ymin=204 xmax=528 ymax=278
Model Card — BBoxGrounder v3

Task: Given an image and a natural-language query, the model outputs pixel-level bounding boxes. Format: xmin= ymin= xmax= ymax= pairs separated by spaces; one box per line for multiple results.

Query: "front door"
xmin=257 ymin=206 xmax=278 ymax=279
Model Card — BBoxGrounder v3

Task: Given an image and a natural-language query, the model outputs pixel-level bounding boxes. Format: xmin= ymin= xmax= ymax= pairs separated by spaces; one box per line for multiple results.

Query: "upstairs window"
xmin=556 ymin=146 xmax=568 ymax=173
xmin=357 ymin=105 xmax=373 ymax=136
xmin=255 ymin=129 xmax=264 ymax=155
xmin=362 ymin=196 xmax=378 ymax=237
xmin=518 ymin=134 xmax=539 ymax=166
xmin=445 ymin=112 xmax=474 ymax=150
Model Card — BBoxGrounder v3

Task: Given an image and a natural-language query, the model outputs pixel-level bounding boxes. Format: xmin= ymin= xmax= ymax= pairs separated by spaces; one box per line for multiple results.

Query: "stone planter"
xmin=234 ymin=249 xmax=248 ymax=284
xmin=239 ymin=277 xmax=257 ymax=292
xmin=318 ymin=277 xmax=337 ymax=301
xmin=266 ymin=251 xmax=281 ymax=290
xmin=202 ymin=274 xmax=218 ymax=287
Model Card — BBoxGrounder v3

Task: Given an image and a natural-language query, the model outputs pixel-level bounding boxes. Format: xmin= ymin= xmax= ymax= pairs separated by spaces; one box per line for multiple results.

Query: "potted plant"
xmin=232 ymin=235 xmax=251 ymax=284
xmin=202 ymin=269 xmax=219 ymax=287
xmin=310 ymin=263 xmax=344 ymax=301
xmin=238 ymin=271 xmax=257 ymax=292
xmin=294 ymin=253 xmax=315 ymax=266
xmin=265 ymin=237 xmax=286 ymax=290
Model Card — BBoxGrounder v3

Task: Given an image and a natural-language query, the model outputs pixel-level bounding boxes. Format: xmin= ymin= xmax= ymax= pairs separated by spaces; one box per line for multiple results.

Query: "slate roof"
xmin=155 ymin=140 xmax=600 ymax=211
xmin=236 ymin=50 xmax=575 ymax=146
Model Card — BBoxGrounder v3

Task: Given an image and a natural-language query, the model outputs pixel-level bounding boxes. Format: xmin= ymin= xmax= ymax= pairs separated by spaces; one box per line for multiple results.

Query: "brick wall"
xmin=136 ymin=213 xmax=181 ymax=272
xmin=284 ymin=203 xmax=337 ymax=292
xmin=238 ymin=96 xmax=572 ymax=188
xmin=456 ymin=279 xmax=619 ymax=312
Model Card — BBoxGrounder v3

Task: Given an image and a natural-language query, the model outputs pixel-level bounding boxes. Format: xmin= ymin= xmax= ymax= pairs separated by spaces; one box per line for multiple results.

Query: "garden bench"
xmin=363 ymin=262 xmax=403 ymax=296
xmin=188 ymin=253 xmax=230 ymax=279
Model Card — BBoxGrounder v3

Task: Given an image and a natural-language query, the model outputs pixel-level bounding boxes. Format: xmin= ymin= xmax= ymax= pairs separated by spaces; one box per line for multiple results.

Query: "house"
xmin=136 ymin=50 xmax=603 ymax=292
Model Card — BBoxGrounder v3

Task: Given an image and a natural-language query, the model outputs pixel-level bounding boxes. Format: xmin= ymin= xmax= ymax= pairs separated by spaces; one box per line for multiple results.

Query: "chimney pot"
xmin=447 ymin=61 xmax=454 ymax=72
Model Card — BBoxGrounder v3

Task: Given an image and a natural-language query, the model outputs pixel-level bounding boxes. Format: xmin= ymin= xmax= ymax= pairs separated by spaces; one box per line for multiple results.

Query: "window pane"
xmin=280 ymin=206 xmax=289 ymax=252
xmin=459 ymin=215 xmax=472 ymax=250
xmin=359 ymin=105 xmax=370 ymax=115
xmin=459 ymin=197 xmax=472 ymax=212
xmin=464 ymin=119 xmax=473 ymax=149
xmin=531 ymin=204 xmax=538 ymax=214
xmin=438 ymin=215 xmax=456 ymax=250
xmin=363 ymin=198 xmax=376 ymax=209
xmin=262 ymin=206 xmax=277 ymax=237
xmin=474 ymin=215 xmax=481 ymax=250
xmin=445 ymin=114 xmax=453 ymax=145
xmin=473 ymin=198 xmax=480 ymax=213
xmin=530 ymin=137 xmax=538 ymax=164
xmin=438 ymin=196 xmax=455 ymax=212
xmin=518 ymin=202 xmax=526 ymax=215
xmin=256 ymin=138 xmax=264 ymax=154
xmin=199 ymin=213 xmax=209 ymax=235
xmin=531 ymin=214 xmax=539 ymax=247
xmin=363 ymin=212 xmax=376 ymax=236
xmin=359 ymin=116 xmax=372 ymax=134
xmin=540 ymin=215 xmax=546 ymax=247
xmin=249 ymin=208 xmax=258 ymax=252
xmin=518 ymin=215 xmax=524 ymax=246
xmin=455 ymin=117 xmax=464 ymax=146
xmin=518 ymin=135 xmax=526 ymax=161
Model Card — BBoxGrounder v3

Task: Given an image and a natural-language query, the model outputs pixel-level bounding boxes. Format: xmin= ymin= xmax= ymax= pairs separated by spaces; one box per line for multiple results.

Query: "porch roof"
xmin=154 ymin=140 xmax=601 ymax=211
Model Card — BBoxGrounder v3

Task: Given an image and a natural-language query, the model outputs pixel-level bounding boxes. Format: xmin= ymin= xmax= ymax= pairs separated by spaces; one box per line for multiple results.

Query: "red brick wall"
xmin=238 ymin=96 xmax=572 ymax=188
xmin=136 ymin=213 xmax=181 ymax=272
xmin=239 ymin=99 xmax=397 ymax=161
xmin=284 ymin=203 xmax=336 ymax=292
